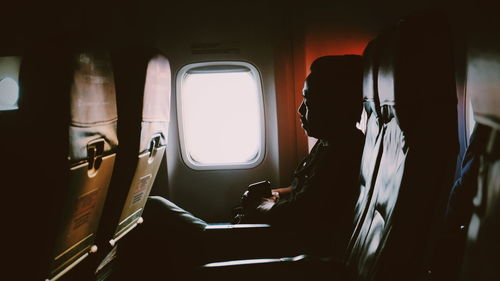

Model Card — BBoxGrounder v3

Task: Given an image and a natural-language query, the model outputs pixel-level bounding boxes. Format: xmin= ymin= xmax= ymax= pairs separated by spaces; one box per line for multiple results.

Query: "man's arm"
xmin=256 ymin=191 xmax=280 ymax=212
xmin=273 ymin=186 xmax=292 ymax=197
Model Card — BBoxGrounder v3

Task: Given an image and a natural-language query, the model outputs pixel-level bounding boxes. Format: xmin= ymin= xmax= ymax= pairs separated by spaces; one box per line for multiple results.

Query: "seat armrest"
xmin=203 ymin=254 xmax=308 ymax=268
xmin=198 ymin=255 xmax=349 ymax=281
xmin=202 ymin=224 xmax=303 ymax=262
xmin=205 ymin=224 xmax=272 ymax=230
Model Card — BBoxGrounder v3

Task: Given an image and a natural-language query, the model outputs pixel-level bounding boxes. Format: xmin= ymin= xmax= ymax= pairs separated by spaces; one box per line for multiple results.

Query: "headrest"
xmin=362 ymin=37 xmax=383 ymax=118
xmin=377 ymin=12 xmax=456 ymax=123
xmin=18 ymin=39 xmax=118 ymax=164
xmin=0 ymin=56 xmax=21 ymax=111
xmin=467 ymin=52 xmax=500 ymax=129
xmin=112 ymin=48 xmax=170 ymax=122
xmin=19 ymin=39 xmax=117 ymax=127
xmin=70 ymin=52 xmax=117 ymax=126
xmin=111 ymin=48 xmax=171 ymax=153
xmin=142 ymin=53 xmax=171 ymax=122
xmin=376 ymin=30 xmax=395 ymax=107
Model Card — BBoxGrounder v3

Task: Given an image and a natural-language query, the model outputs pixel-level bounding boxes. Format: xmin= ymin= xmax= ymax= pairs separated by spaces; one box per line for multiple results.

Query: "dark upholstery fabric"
xmin=347 ymin=13 xmax=458 ymax=281
xmin=459 ymin=13 xmax=500 ymax=279
xmin=429 ymin=124 xmax=484 ymax=281
xmin=461 ymin=127 xmax=500 ymax=280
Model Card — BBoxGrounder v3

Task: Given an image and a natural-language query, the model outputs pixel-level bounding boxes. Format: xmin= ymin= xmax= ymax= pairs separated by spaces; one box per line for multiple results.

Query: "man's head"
xmin=299 ymin=55 xmax=363 ymax=140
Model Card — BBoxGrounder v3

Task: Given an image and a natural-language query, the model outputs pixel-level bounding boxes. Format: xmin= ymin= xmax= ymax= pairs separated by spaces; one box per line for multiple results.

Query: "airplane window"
xmin=0 ymin=56 xmax=21 ymax=111
xmin=0 ymin=77 xmax=19 ymax=110
xmin=177 ymin=62 xmax=264 ymax=169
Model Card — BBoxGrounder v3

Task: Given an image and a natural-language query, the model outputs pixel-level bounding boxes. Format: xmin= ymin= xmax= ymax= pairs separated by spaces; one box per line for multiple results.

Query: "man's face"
xmin=298 ymin=80 xmax=322 ymax=138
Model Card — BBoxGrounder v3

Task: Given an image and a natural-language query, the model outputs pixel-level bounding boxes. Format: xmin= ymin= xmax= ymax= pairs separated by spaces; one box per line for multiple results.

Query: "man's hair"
xmin=307 ymin=55 xmax=364 ymax=124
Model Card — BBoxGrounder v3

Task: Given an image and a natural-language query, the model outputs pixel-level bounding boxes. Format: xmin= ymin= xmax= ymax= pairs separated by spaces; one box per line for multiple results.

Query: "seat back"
xmin=14 ymin=38 xmax=118 ymax=280
xmin=347 ymin=13 xmax=458 ymax=281
xmin=98 ymin=48 xmax=171 ymax=249
xmin=460 ymin=39 xmax=500 ymax=281
xmin=112 ymin=49 xmax=171 ymax=244
xmin=345 ymin=36 xmax=384 ymax=261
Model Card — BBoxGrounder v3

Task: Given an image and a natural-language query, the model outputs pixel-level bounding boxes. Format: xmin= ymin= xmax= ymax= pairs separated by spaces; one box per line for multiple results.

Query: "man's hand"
xmin=256 ymin=191 xmax=280 ymax=212
xmin=241 ymin=190 xmax=279 ymax=212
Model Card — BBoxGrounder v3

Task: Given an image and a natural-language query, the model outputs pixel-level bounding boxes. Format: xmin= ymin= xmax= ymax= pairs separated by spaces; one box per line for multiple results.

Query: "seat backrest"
xmin=96 ymin=47 xmax=171 ymax=252
xmin=347 ymin=13 xmax=458 ymax=281
xmin=13 ymin=38 xmax=118 ymax=280
xmin=460 ymin=39 xmax=500 ymax=281
xmin=345 ymin=36 xmax=384 ymax=262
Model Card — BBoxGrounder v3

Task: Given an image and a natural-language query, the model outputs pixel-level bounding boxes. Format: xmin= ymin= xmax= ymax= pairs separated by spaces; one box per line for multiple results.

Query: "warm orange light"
xmin=304 ymin=24 xmax=375 ymax=75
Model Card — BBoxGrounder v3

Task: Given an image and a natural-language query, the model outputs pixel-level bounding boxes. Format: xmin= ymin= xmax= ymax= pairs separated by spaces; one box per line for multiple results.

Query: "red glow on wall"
xmin=296 ymin=23 xmax=376 ymax=150
xmin=303 ymin=23 xmax=375 ymax=75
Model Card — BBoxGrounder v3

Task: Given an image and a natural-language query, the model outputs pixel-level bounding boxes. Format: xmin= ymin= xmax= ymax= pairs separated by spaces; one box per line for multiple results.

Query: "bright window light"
xmin=178 ymin=62 xmax=264 ymax=168
xmin=0 ymin=77 xmax=19 ymax=110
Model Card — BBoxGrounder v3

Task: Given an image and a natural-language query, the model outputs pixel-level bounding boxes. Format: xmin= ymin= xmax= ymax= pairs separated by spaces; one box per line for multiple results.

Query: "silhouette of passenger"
xmin=241 ymin=55 xmax=365 ymax=257
xmin=117 ymin=55 xmax=365 ymax=280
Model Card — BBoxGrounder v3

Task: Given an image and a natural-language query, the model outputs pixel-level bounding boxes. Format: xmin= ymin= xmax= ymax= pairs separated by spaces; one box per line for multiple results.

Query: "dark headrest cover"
xmin=377 ymin=33 xmax=396 ymax=106
xmin=70 ymin=52 xmax=117 ymax=126
xmin=143 ymin=54 xmax=171 ymax=122
xmin=378 ymin=13 xmax=456 ymax=107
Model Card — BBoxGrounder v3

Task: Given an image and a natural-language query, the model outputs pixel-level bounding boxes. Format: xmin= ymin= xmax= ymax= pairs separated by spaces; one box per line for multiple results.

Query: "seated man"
xmin=118 ymin=55 xmax=364 ymax=279
xmin=242 ymin=55 xmax=364 ymax=258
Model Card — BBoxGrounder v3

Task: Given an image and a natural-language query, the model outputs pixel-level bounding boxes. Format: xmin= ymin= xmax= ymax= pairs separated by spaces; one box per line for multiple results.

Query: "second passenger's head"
xmin=299 ymin=55 xmax=363 ymax=140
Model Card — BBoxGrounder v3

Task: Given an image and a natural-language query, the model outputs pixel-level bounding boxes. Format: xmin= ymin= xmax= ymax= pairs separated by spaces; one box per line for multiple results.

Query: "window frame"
xmin=0 ymin=56 xmax=22 ymax=111
xmin=176 ymin=61 xmax=266 ymax=170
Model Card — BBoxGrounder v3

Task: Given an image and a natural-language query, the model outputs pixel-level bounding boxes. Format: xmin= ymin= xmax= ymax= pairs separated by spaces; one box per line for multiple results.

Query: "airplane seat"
xmin=345 ymin=34 xmax=384 ymax=262
xmin=346 ymin=13 xmax=458 ymax=281
xmin=459 ymin=44 xmax=500 ymax=281
xmin=12 ymin=37 xmax=118 ymax=281
xmin=92 ymin=47 xmax=171 ymax=277
xmin=424 ymin=29 xmax=473 ymax=281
